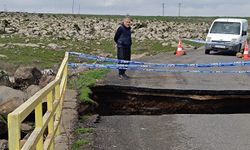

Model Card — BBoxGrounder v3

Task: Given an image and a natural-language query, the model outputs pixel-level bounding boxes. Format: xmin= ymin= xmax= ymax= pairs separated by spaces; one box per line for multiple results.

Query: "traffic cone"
xmin=175 ymin=38 xmax=185 ymax=56
xmin=242 ymin=41 xmax=249 ymax=60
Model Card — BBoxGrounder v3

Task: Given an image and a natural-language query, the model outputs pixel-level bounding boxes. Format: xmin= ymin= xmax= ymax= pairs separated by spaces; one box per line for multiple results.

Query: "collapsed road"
xmin=88 ymin=46 xmax=250 ymax=150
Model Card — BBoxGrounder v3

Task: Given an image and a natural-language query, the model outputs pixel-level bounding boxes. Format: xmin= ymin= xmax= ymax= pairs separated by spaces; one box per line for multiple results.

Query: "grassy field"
xmin=0 ymin=35 xmax=182 ymax=73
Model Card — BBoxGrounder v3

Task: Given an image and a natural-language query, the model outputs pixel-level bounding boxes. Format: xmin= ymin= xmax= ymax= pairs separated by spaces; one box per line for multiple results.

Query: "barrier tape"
xmin=68 ymin=63 xmax=250 ymax=74
xmin=183 ymin=38 xmax=241 ymax=46
xmin=69 ymin=52 xmax=250 ymax=68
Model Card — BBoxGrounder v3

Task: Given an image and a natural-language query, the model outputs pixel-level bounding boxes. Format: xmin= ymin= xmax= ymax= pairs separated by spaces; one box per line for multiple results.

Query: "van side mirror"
xmin=205 ymin=29 xmax=209 ymax=33
xmin=242 ymin=31 xmax=247 ymax=36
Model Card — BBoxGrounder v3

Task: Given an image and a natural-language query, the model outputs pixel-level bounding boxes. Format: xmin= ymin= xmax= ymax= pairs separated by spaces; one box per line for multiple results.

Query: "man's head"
xmin=123 ymin=17 xmax=131 ymax=28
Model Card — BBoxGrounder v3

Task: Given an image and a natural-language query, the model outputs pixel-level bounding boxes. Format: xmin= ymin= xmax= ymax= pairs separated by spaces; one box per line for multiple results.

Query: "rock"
xmin=0 ymin=12 xmax=210 ymax=46
xmin=0 ymin=44 xmax=6 ymax=48
xmin=25 ymin=39 xmax=30 ymax=43
xmin=0 ymin=86 xmax=26 ymax=116
xmin=236 ymin=52 xmax=243 ymax=58
xmin=0 ymin=19 xmax=9 ymax=34
xmin=47 ymin=43 xmax=59 ymax=49
xmin=0 ymin=139 xmax=8 ymax=150
xmin=8 ymin=76 xmax=15 ymax=84
xmin=41 ymin=69 xmax=55 ymax=76
xmin=162 ymin=43 xmax=169 ymax=47
xmin=131 ymin=53 xmax=148 ymax=59
xmin=0 ymin=70 xmax=11 ymax=87
xmin=73 ymin=23 xmax=81 ymax=32
xmin=0 ymin=54 xmax=7 ymax=58
xmin=0 ymin=97 xmax=25 ymax=116
xmin=25 ymin=85 xmax=41 ymax=98
xmin=0 ymin=86 xmax=26 ymax=102
xmin=12 ymin=43 xmax=40 ymax=48
xmin=21 ymin=123 xmax=33 ymax=133
xmin=39 ymin=75 xmax=55 ymax=87
xmin=14 ymin=66 xmax=42 ymax=89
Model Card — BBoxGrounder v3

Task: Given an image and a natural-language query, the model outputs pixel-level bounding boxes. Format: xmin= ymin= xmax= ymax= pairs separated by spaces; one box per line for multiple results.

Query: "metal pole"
xmin=78 ymin=0 xmax=80 ymax=14
xmin=72 ymin=0 xmax=75 ymax=14
xmin=178 ymin=2 xmax=181 ymax=17
xmin=4 ymin=4 xmax=7 ymax=12
xmin=79 ymin=4 xmax=81 ymax=14
xmin=162 ymin=3 xmax=165 ymax=16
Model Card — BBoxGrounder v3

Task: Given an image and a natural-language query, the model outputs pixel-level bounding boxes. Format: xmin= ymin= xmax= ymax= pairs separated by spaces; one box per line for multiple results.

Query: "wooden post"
xmin=8 ymin=114 xmax=21 ymax=150
xmin=35 ymin=102 xmax=43 ymax=150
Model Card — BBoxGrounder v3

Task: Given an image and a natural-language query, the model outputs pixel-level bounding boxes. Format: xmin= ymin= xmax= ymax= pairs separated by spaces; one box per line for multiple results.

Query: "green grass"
xmin=72 ymin=139 xmax=90 ymax=150
xmin=79 ymin=114 xmax=92 ymax=122
xmin=79 ymin=87 xmax=96 ymax=104
xmin=133 ymin=40 xmax=175 ymax=55
xmin=69 ymin=68 xmax=109 ymax=104
xmin=0 ymin=47 xmax=65 ymax=69
xmin=183 ymin=40 xmax=204 ymax=48
xmin=75 ymin=127 xmax=94 ymax=134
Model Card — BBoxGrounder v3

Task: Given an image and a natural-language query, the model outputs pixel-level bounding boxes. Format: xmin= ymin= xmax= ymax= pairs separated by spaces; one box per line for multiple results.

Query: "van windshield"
xmin=210 ymin=22 xmax=241 ymax=35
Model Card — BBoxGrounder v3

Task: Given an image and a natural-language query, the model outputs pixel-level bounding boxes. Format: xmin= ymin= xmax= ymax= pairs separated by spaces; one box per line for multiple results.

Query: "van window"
xmin=243 ymin=22 xmax=248 ymax=31
xmin=210 ymin=22 xmax=241 ymax=35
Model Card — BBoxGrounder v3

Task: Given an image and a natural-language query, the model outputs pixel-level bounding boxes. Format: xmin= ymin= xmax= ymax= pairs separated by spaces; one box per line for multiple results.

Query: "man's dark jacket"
xmin=114 ymin=24 xmax=132 ymax=48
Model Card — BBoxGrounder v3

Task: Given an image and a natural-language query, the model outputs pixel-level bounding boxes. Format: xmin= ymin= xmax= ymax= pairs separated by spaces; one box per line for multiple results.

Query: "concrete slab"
xmin=55 ymin=89 xmax=78 ymax=150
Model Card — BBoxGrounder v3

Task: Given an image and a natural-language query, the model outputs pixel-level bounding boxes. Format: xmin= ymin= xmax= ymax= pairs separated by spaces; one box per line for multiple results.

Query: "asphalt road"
xmin=91 ymin=47 xmax=250 ymax=150
xmin=101 ymin=47 xmax=250 ymax=90
xmin=93 ymin=115 xmax=250 ymax=150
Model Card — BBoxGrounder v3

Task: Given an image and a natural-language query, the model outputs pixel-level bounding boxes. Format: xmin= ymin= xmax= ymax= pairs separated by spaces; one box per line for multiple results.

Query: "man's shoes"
xmin=118 ymin=75 xmax=123 ymax=80
xmin=118 ymin=74 xmax=130 ymax=80
xmin=122 ymin=74 xmax=130 ymax=79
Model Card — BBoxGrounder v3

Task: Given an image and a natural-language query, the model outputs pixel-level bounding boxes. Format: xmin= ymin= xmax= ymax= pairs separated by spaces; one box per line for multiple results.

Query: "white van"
xmin=205 ymin=18 xmax=248 ymax=54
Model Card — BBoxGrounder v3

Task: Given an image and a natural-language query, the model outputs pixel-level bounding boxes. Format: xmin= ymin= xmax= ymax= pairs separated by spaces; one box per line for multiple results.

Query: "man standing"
xmin=114 ymin=16 xmax=132 ymax=79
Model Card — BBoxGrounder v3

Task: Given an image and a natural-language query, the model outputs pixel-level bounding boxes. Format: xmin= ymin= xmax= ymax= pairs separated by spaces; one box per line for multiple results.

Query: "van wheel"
xmin=236 ymin=44 xmax=242 ymax=52
xmin=205 ymin=49 xmax=210 ymax=54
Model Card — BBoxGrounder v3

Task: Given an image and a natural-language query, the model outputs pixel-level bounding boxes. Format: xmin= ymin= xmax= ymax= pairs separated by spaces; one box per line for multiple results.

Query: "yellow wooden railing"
xmin=8 ymin=52 xmax=69 ymax=150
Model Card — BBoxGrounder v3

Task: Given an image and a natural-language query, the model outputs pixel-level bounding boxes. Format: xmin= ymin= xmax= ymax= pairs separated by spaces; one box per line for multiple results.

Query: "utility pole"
xmin=178 ymin=2 xmax=181 ymax=17
xmin=72 ymin=0 xmax=75 ymax=14
xmin=162 ymin=3 xmax=165 ymax=16
xmin=78 ymin=0 xmax=80 ymax=14
xmin=4 ymin=4 xmax=7 ymax=12
xmin=78 ymin=4 xmax=80 ymax=14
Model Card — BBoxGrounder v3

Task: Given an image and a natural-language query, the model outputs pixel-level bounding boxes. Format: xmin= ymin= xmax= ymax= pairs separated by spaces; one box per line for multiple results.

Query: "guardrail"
xmin=8 ymin=52 xmax=69 ymax=150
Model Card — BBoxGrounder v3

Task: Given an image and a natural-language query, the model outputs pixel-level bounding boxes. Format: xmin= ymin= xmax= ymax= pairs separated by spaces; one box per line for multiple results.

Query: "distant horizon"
xmin=2 ymin=0 xmax=250 ymax=17
xmin=2 ymin=10 xmax=250 ymax=18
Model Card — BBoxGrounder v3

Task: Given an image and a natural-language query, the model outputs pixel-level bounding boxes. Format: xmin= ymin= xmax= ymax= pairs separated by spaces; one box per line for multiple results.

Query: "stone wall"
xmin=0 ymin=12 xmax=210 ymax=42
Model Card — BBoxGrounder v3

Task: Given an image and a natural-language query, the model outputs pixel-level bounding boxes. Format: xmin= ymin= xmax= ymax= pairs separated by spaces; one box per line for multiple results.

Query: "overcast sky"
xmin=1 ymin=0 xmax=250 ymax=17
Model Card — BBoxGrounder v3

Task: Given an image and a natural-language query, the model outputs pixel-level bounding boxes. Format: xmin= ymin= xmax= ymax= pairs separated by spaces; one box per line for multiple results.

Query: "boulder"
xmin=25 ymin=85 xmax=41 ymax=98
xmin=0 ymin=86 xmax=26 ymax=116
xmin=39 ymin=75 xmax=55 ymax=88
xmin=21 ymin=123 xmax=33 ymax=134
xmin=0 ymin=70 xmax=11 ymax=87
xmin=14 ymin=66 xmax=42 ymax=89
xmin=0 ymin=139 xmax=8 ymax=150
xmin=47 ymin=43 xmax=59 ymax=49
xmin=0 ymin=12 xmax=211 ymax=47
xmin=0 ymin=19 xmax=9 ymax=34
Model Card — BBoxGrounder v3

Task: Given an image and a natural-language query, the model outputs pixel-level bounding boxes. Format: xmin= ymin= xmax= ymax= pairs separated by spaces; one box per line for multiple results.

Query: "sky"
xmin=1 ymin=0 xmax=250 ymax=17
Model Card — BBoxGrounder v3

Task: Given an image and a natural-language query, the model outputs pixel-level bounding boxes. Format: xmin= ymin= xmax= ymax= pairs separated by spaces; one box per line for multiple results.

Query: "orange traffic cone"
xmin=175 ymin=38 xmax=185 ymax=56
xmin=242 ymin=41 xmax=249 ymax=60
